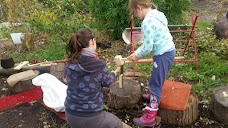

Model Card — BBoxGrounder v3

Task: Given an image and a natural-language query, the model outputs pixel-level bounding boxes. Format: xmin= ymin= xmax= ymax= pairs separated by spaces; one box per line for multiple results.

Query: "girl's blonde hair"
xmin=128 ymin=0 xmax=157 ymax=11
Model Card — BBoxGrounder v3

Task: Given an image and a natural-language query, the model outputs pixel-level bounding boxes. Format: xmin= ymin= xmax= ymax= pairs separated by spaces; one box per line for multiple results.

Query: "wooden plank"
xmin=0 ymin=65 xmax=50 ymax=76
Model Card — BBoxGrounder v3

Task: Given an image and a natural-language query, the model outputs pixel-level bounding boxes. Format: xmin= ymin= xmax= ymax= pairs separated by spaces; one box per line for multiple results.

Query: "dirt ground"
xmin=0 ymin=0 xmax=228 ymax=128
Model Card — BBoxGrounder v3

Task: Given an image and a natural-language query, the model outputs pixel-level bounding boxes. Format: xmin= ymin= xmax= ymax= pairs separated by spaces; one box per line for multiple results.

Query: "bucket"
xmin=122 ymin=28 xmax=143 ymax=45
xmin=10 ymin=33 xmax=22 ymax=45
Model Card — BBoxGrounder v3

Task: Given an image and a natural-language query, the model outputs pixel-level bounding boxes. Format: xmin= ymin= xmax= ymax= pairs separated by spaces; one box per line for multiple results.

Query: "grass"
xmin=9 ymin=34 xmax=67 ymax=62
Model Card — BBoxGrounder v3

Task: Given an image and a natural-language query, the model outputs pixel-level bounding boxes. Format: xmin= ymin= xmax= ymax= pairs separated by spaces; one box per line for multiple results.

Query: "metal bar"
xmin=183 ymin=15 xmax=198 ymax=55
xmin=170 ymin=30 xmax=194 ymax=33
xmin=192 ymin=28 xmax=198 ymax=70
xmin=131 ymin=30 xmax=195 ymax=34
xmin=174 ymin=60 xmax=198 ymax=62
xmin=130 ymin=16 xmax=136 ymax=75
xmin=168 ymin=25 xmax=196 ymax=27
xmin=130 ymin=16 xmax=134 ymax=54
xmin=126 ymin=27 xmax=141 ymax=30
xmin=125 ymin=24 xmax=197 ymax=30
xmin=132 ymin=31 xmax=141 ymax=34
xmin=125 ymin=59 xmax=198 ymax=63
xmin=174 ymin=40 xmax=188 ymax=42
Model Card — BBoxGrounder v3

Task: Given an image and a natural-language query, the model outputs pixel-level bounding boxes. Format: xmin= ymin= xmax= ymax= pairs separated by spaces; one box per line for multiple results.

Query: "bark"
xmin=211 ymin=86 xmax=228 ymax=124
xmin=158 ymin=92 xmax=199 ymax=126
xmin=108 ymin=78 xmax=142 ymax=109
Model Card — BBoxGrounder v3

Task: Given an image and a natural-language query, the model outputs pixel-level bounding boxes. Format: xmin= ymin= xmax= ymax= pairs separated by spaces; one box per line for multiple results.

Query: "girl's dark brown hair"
xmin=66 ymin=28 xmax=94 ymax=63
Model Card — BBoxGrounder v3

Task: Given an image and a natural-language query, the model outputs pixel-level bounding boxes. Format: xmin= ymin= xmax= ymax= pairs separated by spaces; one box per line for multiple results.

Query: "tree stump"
xmin=213 ymin=16 xmax=228 ymax=39
xmin=211 ymin=86 xmax=228 ymax=124
xmin=107 ymin=78 xmax=141 ymax=109
xmin=0 ymin=56 xmax=15 ymax=69
xmin=158 ymin=92 xmax=199 ymax=126
xmin=50 ymin=62 xmax=66 ymax=84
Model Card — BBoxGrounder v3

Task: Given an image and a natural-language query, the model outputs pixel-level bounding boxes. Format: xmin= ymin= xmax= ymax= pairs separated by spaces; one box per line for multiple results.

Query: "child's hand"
xmin=112 ymin=67 xmax=120 ymax=76
xmin=127 ymin=52 xmax=139 ymax=61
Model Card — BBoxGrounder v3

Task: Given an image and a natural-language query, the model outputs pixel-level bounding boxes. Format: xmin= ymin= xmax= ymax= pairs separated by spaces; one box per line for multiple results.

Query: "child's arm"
xmin=135 ymin=18 xmax=155 ymax=58
xmin=100 ymin=66 xmax=115 ymax=87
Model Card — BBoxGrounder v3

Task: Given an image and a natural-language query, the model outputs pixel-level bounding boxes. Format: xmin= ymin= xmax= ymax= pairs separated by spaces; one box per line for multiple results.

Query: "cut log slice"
xmin=211 ymin=86 xmax=228 ymax=124
xmin=107 ymin=78 xmax=142 ymax=109
xmin=0 ymin=56 xmax=15 ymax=69
xmin=158 ymin=92 xmax=199 ymax=126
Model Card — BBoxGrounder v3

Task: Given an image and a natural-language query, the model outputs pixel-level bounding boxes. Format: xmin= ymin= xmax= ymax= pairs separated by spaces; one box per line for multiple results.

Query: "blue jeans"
xmin=149 ymin=50 xmax=175 ymax=104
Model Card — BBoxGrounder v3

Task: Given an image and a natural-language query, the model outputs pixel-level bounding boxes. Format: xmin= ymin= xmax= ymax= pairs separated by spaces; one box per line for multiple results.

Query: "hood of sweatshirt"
xmin=65 ymin=55 xmax=106 ymax=77
xmin=145 ymin=9 xmax=168 ymax=26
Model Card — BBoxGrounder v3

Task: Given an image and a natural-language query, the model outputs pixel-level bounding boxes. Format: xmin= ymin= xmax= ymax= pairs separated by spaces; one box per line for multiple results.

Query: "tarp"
xmin=0 ymin=87 xmax=43 ymax=112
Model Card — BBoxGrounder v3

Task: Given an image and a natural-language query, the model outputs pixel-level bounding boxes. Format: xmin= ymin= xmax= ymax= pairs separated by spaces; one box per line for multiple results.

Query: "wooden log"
xmin=14 ymin=61 xmax=29 ymax=70
xmin=210 ymin=86 xmax=228 ymax=124
xmin=0 ymin=65 xmax=50 ymax=76
xmin=107 ymin=78 xmax=142 ymax=109
xmin=6 ymin=70 xmax=39 ymax=87
xmin=50 ymin=62 xmax=65 ymax=72
xmin=213 ymin=17 xmax=228 ymax=39
xmin=0 ymin=60 xmax=65 ymax=76
xmin=158 ymin=92 xmax=199 ymax=126
xmin=50 ymin=62 xmax=66 ymax=84
xmin=50 ymin=63 xmax=65 ymax=79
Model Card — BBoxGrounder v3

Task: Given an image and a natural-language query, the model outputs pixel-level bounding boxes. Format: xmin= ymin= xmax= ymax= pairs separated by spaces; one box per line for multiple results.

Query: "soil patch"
xmin=0 ymin=101 xmax=69 ymax=128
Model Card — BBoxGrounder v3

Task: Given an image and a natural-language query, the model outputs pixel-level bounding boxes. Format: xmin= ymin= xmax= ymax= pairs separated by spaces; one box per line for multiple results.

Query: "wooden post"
xmin=119 ymin=74 xmax=123 ymax=88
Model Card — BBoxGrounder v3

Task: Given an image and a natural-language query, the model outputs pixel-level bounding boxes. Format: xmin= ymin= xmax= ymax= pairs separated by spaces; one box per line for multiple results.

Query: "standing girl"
xmin=127 ymin=0 xmax=175 ymax=127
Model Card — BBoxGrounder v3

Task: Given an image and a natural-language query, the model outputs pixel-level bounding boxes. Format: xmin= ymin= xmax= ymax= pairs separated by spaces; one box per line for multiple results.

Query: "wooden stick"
xmin=119 ymin=74 xmax=123 ymax=88
xmin=124 ymin=56 xmax=185 ymax=63
xmin=14 ymin=61 xmax=29 ymax=70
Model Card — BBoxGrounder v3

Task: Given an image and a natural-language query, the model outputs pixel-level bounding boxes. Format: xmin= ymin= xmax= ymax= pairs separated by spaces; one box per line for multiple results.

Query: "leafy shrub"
xmin=195 ymin=21 xmax=228 ymax=60
xmin=88 ymin=0 xmax=130 ymax=39
xmin=88 ymin=0 xmax=191 ymax=39
xmin=153 ymin=0 xmax=191 ymax=25
xmin=3 ymin=0 xmax=90 ymax=39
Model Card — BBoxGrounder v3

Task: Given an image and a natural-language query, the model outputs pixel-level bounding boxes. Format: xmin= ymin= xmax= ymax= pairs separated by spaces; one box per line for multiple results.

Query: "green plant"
xmin=88 ymin=0 xmax=130 ymax=39
xmin=88 ymin=0 xmax=191 ymax=40
xmin=10 ymin=34 xmax=66 ymax=62
xmin=0 ymin=27 xmax=10 ymax=38
xmin=3 ymin=0 xmax=90 ymax=39
xmin=195 ymin=21 xmax=228 ymax=60
xmin=153 ymin=0 xmax=191 ymax=25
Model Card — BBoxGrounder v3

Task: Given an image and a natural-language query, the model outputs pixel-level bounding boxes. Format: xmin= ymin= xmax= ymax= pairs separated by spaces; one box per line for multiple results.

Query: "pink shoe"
xmin=133 ymin=106 xmax=158 ymax=127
